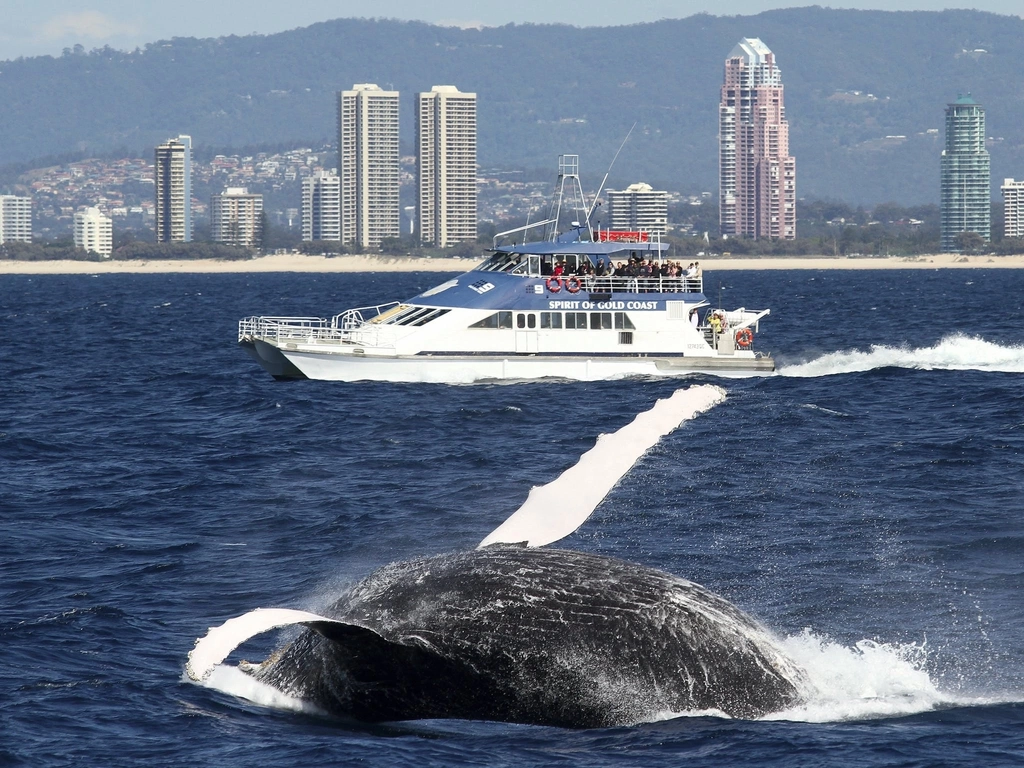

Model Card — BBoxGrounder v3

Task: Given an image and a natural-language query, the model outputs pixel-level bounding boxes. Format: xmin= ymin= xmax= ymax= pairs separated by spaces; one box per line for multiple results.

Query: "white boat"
xmin=239 ymin=158 xmax=772 ymax=383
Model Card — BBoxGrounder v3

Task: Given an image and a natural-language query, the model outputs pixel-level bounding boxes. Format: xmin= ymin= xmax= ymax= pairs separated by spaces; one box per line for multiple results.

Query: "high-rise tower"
xmin=607 ymin=183 xmax=668 ymax=236
xmin=718 ymin=39 xmax=796 ymax=240
xmin=154 ymin=135 xmax=192 ymax=243
xmin=302 ymin=170 xmax=342 ymax=242
xmin=1003 ymin=179 xmax=1024 ymax=240
xmin=416 ymin=85 xmax=478 ymax=247
xmin=210 ymin=187 xmax=263 ymax=248
xmin=74 ymin=207 xmax=113 ymax=257
xmin=940 ymin=95 xmax=990 ymax=252
xmin=337 ymin=84 xmax=400 ymax=249
xmin=0 ymin=195 xmax=32 ymax=244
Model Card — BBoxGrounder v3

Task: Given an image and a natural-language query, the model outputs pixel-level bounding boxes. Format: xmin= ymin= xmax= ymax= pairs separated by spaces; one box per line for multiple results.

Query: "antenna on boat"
xmin=587 ymin=122 xmax=637 ymax=225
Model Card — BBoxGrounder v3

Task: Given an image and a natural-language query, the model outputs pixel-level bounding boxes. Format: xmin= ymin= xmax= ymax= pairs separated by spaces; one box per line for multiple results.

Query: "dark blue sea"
xmin=2 ymin=267 xmax=1023 ymax=766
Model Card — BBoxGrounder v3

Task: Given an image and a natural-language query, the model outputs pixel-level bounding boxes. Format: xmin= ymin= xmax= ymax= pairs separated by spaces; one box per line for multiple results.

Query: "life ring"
xmin=564 ymin=276 xmax=582 ymax=294
xmin=546 ymin=277 xmax=563 ymax=293
xmin=735 ymin=328 xmax=753 ymax=348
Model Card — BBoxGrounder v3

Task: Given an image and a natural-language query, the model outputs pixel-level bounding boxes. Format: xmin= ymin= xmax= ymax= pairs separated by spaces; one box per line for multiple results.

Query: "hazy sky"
xmin=1 ymin=1 xmax=1020 ymax=61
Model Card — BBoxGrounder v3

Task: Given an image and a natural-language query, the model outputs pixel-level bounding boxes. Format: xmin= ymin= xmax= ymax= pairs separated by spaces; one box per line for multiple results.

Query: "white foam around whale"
xmin=761 ymin=629 xmax=1015 ymax=722
xmin=479 ymin=384 xmax=727 ymax=548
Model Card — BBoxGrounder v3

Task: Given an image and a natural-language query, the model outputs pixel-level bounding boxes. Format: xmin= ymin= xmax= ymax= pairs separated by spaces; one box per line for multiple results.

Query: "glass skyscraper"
xmin=940 ymin=95 xmax=990 ymax=252
xmin=718 ymin=38 xmax=796 ymax=240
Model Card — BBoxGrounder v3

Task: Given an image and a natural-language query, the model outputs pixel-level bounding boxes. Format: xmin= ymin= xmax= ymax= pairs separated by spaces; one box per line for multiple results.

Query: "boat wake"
xmin=780 ymin=333 xmax=1024 ymax=377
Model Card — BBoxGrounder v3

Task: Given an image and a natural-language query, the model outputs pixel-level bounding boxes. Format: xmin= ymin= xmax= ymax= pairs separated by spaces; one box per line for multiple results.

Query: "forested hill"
xmin=1 ymin=8 xmax=1023 ymax=205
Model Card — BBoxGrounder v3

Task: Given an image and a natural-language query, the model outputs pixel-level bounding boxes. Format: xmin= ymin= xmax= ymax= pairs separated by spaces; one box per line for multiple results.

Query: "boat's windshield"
xmin=477 ymin=251 xmax=529 ymax=274
xmin=479 ymin=250 xmax=609 ymax=278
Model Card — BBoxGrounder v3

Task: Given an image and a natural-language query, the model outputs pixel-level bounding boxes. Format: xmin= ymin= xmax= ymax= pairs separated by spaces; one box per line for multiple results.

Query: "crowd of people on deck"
xmin=542 ymin=257 xmax=702 ymax=280
xmin=612 ymin=259 xmax=702 ymax=279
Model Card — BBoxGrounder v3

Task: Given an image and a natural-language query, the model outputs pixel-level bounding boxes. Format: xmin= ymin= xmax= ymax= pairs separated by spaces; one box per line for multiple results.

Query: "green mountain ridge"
xmin=1 ymin=8 xmax=1022 ymax=205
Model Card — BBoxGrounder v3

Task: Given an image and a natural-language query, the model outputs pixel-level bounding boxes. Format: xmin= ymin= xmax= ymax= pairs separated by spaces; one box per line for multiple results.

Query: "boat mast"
xmin=546 ymin=155 xmax=593 ymax=242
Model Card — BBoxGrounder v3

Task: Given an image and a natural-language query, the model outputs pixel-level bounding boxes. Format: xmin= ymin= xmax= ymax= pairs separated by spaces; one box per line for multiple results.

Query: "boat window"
xmin=540 ymin=312 xmax=563 ymax=329
xmin=469 ymin=311 xmax=513 ymax=329
xmin=614 ymin=312 xmax=636 ymax=330
xmin=516 ymin=313 xmax=526 ymax=329
xmin=527 ymin=314 xmax=536 ymax=329
xmin=378 ymin=305 xmax=422 ymax=325
xmin=589 ymin=312 xmax=612 ymax=330
xmin=477 ymin=251 xmax=522 ymax=273
xmin=409 ymin=308 xmax=451 ymax=326
xmin=394 ymin=306 xmax=438 ymax=326
xmin=565 ymin=312 xmax=588 ymax=330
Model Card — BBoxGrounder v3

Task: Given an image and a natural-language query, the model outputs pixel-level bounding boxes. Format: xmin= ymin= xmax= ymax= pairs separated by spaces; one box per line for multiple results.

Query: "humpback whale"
xmin=187 ymin=385 xmax=808 ymax=725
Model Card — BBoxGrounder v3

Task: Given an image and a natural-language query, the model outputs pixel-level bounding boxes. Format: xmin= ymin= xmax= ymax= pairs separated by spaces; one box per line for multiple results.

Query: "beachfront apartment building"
xmin=718 ymin=38 xmax=796 ymax=240
xmin=210 ymin=187 xmax=263 ymax=248
xmin=0 ymin=195 xmax=32 ymax=244
xmin=606 ymin=183 xmax=668 ymax=236
xmin=416 ymin=85 xmax=478 ymax=247
xmin=302 ymin=170 xmax=342 ymax=242
xmin=940 ymin=95 xmax=990 ymax=252
xmin=73 ymin=206 xmax=113 ymax=257
xmin=154 ymin=135 xmax=193 ymax=243
xmin=338 ymin=84 xmax=400 ymax=249
xmin=1001 ymin=178 xmax=1024 ymax=240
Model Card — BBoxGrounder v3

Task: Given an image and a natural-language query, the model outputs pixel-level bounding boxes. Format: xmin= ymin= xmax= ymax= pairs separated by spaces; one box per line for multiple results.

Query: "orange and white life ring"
xmin=546 ymin=277 xmax=563 ymax=293
xmin=564 ymin=276 xmax=582 ymax=294
xmin=735 ymin=328 xmax=753 ymax=348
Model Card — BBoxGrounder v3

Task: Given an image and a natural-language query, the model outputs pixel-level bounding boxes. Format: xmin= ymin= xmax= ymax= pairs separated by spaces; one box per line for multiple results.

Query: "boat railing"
xmin=332 ymin=302 xmax=402 ymax=330
xmin=239 ymin=304 xmax=405 ymax=348
xmin=562 ymin=275 xmax=703 ymax=294
xmin=238 ymin=316 xmax=339 ymax=344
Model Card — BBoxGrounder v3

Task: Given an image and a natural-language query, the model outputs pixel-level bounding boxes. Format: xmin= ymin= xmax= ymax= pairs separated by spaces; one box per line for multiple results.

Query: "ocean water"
xmin=2 ymin=268 xmax=1023 ymax=766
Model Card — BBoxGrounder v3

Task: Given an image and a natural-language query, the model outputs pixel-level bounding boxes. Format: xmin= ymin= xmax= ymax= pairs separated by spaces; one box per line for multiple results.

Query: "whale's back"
xmin=252 ymin=547 xmax=805 ymax=726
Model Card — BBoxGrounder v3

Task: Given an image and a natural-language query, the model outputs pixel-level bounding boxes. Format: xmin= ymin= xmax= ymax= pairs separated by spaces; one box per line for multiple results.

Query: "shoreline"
xmin=1 ymin=252 xmax=1023 ymax=275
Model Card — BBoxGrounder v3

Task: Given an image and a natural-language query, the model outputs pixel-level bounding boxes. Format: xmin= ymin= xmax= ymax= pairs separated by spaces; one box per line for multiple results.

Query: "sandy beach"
xmin=1 ymin=252 xmax=1022 ymax=275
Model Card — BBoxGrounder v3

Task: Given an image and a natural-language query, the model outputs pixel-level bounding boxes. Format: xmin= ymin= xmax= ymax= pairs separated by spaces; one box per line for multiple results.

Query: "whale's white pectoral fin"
xmin=479 ymin=384 xmax=727 ymax=549
xmin=186 ymin=607 xmax=343 ymax=682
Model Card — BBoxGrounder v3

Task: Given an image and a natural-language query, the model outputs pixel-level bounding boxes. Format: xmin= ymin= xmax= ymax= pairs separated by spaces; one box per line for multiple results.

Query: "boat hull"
xmin=239 ymin=339 xmax=307 ymax=380
xmin=271 ymin=347 xmax=774 ymax=383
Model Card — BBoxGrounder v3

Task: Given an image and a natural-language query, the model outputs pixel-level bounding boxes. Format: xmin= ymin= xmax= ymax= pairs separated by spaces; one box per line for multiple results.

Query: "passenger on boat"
xmin=552 ymin=262 xmax=565 ymax=278
xmin=709 ymin=312 xmax=723 ymax=335
xmin=694 ymin=262 xmax=703 ymax=279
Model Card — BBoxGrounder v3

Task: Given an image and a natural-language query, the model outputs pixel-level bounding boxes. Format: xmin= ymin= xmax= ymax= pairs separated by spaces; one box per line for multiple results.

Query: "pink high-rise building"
xmin=719 ymin=38 xmax=796 ymax=240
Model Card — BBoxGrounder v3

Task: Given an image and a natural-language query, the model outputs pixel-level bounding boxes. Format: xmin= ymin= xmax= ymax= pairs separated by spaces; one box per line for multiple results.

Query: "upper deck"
xmin=475 ymin=240 xmax=703 ymax=295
